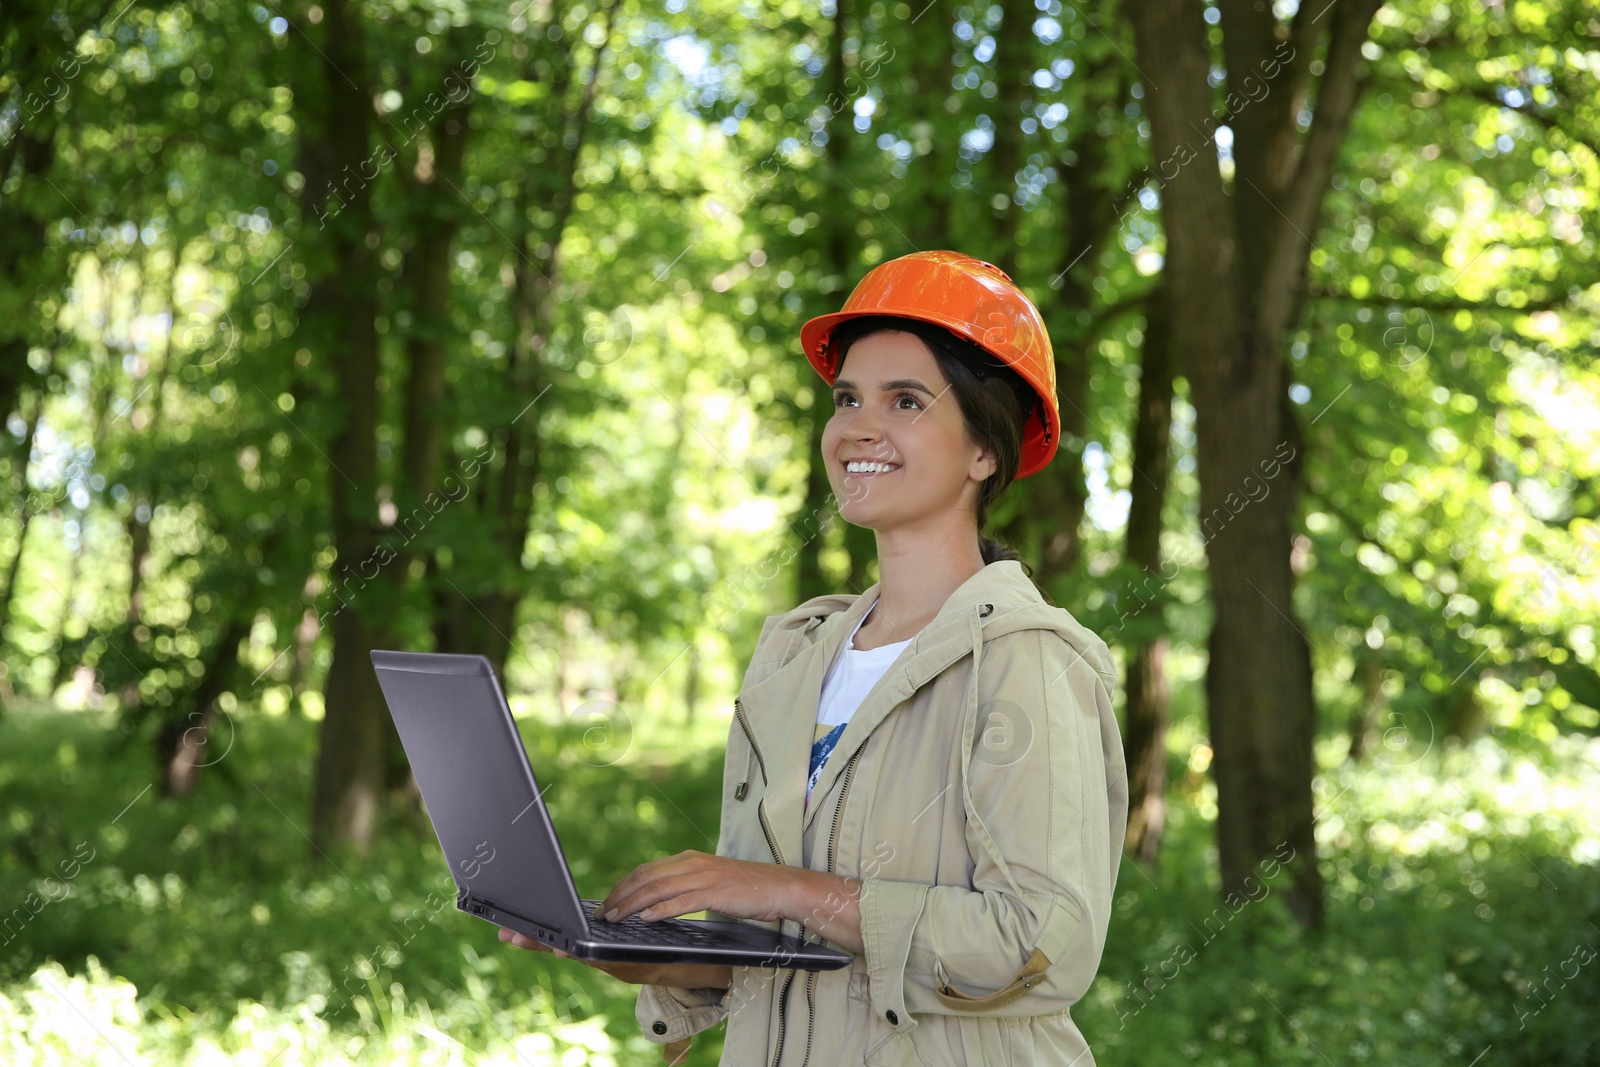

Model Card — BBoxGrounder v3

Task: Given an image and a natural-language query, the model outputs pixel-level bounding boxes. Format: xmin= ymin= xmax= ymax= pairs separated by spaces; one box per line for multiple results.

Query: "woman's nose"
xmin=842 ymin=405 xmax=883 ymax=440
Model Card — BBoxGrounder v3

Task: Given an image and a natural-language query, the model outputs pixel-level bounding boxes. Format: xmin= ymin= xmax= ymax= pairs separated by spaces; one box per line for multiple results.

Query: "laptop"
xmin=370 ymin=649 xmax=852 ymax=971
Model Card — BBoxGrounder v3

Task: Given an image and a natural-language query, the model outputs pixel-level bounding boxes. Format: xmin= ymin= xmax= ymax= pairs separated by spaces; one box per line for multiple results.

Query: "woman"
xmin=500 ymin=251 xmax=1128 ymax=1066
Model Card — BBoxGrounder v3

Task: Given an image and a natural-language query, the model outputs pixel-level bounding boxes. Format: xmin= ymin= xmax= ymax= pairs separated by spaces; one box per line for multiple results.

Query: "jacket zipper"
xmin=734 ymin=697 xmax=768 ymax=784
xmin=802 ymin=969 xmax=817 ymax=1065
xmin=771 ymin=968 xmax=796 ymax=1067
xmin=825 ymin=743 xmax=864 ymax=875
xmin=738 ymin=697 xmax=796 ymax=1067
xmin=796 ymin=741 xmax=865 ymax=1067
xmin=735 ymin=698 xmax=785 ymax=866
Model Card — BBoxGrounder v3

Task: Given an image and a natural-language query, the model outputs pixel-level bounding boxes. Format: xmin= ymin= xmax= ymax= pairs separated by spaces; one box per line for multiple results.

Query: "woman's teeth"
xmin=846 ymin=461 xmax=900 ymax=474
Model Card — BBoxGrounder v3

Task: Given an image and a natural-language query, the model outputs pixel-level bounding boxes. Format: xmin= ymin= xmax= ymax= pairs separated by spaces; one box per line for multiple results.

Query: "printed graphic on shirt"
xmin=805 ymin=722 xmax=847 ymax=809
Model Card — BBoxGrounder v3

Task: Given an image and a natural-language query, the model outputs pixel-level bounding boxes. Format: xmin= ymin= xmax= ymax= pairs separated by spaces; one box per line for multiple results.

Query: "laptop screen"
xmin=371 ymin=651 xmax=588 ymax=934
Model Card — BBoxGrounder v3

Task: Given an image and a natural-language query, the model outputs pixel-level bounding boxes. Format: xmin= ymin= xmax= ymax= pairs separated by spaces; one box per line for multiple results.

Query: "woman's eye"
xmin=831 ymin=392 xmax=920 ymax=409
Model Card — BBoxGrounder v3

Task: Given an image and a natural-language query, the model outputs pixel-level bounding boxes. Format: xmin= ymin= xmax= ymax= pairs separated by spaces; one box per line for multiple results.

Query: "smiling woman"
xmin=821 ymin=314 xmax=1046 ymax=580
xmin=505 ymin=252 xmax=1126 ymax=1067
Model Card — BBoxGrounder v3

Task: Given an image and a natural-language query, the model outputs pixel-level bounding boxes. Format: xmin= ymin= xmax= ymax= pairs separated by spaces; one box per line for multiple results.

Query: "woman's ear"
xmin=970 ymin=445 xmax=998 ymax=483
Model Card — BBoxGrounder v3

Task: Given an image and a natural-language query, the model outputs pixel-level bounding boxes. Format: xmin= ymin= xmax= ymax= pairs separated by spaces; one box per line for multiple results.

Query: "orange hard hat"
xmin=799 ymin=250 xmax=1060 ymax=479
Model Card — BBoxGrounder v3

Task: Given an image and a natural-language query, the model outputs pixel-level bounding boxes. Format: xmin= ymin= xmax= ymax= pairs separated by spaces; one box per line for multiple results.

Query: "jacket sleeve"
xmin=635 ymin=981 xmax=731 ymax=1045
xmin=855 ymin=626 xmax=1126 ymax=1031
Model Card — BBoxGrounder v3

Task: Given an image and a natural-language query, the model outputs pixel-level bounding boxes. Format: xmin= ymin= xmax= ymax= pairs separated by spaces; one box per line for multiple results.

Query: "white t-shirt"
xmin=805 ymin=605 xmax=912 ymax=808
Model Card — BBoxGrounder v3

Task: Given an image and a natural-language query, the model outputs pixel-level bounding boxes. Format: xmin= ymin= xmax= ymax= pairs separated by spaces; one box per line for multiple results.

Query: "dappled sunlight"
xmin=1313 ymin=735 xmax=1600 ymax=866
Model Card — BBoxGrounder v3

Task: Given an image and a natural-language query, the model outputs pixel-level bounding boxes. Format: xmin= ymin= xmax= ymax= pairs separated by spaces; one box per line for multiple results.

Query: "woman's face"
xmin=821 ymin=329 xmax=996 ymax=531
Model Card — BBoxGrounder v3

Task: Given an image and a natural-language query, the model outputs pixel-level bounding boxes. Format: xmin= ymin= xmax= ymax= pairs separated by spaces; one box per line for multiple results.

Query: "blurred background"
xmin=1 ymin=0 xmax=1598 ymax=1063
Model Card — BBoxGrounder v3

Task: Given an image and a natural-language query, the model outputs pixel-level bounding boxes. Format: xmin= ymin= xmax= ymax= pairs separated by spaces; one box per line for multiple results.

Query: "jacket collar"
xmin=737 ymin=561 xmax=1096 ymax=860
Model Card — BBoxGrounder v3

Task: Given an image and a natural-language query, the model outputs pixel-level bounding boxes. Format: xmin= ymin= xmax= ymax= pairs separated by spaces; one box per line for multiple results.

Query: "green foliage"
xmin=4 ymin=707 xmax=1597 ymax=1065
xmin=0 ymin=704 xmax=730 ymax=1064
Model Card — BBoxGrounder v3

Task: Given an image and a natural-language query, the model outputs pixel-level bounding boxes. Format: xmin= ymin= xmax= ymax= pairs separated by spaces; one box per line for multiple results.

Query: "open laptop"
xmin=370 ymin=649 xmax=851 ymax=971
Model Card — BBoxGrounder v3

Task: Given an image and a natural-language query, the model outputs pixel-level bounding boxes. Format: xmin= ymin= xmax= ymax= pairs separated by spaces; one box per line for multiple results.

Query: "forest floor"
xmin=1 ymin=704 xmax=1597 ymax=1065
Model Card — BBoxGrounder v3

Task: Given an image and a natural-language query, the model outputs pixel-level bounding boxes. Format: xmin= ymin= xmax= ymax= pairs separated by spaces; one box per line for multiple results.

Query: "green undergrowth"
xmin=1 ymin=706 xmax=1596 ymax=1065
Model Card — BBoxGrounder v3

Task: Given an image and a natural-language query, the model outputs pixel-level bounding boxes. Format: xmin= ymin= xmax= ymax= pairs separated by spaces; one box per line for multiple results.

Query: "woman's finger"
xmin=498 ymin=927 xmax=555 ymax=952
xmin=601 ymin=850 xmax=710 ymax=915
xmin=632 ymin=890 xmax=707 ymax=922
xmin=600 ymin=857 xmax=669 ymax=916
xmin=610 ymin=867 xmax=713 ymax=921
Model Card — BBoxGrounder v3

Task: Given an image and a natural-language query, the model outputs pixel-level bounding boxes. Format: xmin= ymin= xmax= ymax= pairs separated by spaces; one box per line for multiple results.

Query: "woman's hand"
xmin=600 ymin=850 xmax=865 ymax=955
xmin=598 ymin=850 xmax=799 ymax=925
xmin=496 ymin=926 xmax=733 ymax=989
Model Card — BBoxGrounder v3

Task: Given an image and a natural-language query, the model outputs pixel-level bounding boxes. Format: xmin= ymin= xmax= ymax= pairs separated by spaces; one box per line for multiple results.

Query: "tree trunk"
xmin=156 ymin=618 xmax=250 ymax=797
xmin=1347 ymin=653 xmax=1383 ymax=760
xmin=996 ymin=47 xmax=1130 ymax=587
xmin=683 ymin=640 xmax=700 ymax=725
xmin=120 ymin=239 xmax=180 ymax=708
xmin=1446 ymin=686 xmax=1485 ymax=741
xmin=431 ymin=1 xmax=616 ymax=677
xmin=379 ymin=53 xmax=477 ymax=797
xmin=798 ymin=0 xmax=857 ymax=603
xmin=0 ymin=29 xmax=61 ymax=432
xmin=124 ymin=247 xmax=177 ymax=633
xmin=987 ymin=0 xmax=1033 ymax=277
xmin=0 ymin=384 xmax=44 ymax=654
xmin=795 ymin=408 xmax=832 ymax=601
xmin=1121 ymin=295 xmax=1176 ymax=863
xmin=287 ymin=603 xmax=319 ymax=718
xmin=299 ymin=0 xmax=391 ymax=853
xmin=51 ymin=297 xmax=116 ymax=693
xmin=1127 ymin=0 xmax=1381 ymax=928
xmin=904 ymin=4 xmax=955 ymax=251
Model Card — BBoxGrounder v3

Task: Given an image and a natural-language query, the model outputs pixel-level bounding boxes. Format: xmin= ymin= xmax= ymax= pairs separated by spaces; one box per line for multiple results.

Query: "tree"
xmin=1127 ymin=0 xmax=1385 ymax=927
xmin=297 ymin=0 xmax=392 ymax=852
xmin=1121 ymin=293 xmax=1175 ymax=861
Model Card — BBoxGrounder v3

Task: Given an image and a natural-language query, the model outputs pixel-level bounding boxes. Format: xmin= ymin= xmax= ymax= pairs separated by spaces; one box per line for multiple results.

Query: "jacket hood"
xmin=753 ymin=559 xmax=1114 ymax=687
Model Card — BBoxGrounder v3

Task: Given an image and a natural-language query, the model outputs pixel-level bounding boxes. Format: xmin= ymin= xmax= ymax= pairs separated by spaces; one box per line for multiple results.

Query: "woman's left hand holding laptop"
xmin=496 ymin=925 xmax=734 ymax=989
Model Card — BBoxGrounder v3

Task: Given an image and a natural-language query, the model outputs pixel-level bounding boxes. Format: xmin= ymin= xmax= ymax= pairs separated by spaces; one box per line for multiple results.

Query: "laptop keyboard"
xmin=578 ymin=899 xmax=730 ymax=948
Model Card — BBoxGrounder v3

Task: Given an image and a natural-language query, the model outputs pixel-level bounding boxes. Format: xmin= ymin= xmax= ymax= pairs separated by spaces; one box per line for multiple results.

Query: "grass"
xmin=1 ymin=703 xmax=1597 ymax=1065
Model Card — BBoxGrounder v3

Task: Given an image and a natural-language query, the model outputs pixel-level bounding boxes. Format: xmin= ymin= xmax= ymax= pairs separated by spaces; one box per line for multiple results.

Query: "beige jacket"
xmin=635 ymin=560 xmax=1128 ymax=1066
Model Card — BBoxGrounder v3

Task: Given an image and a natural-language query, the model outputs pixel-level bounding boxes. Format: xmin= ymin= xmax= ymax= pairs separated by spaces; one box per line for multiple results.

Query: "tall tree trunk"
xmin=379 ymin=51 xmax=477 ymax=796
xmin=0 ymin=15 xmax=62 ymax=431
xmin=1121 ymin=294 xmax=1176 ymax=862
xmin=300 ymin=0 xmax=391 ymax=853
xmin=1128 ymin=0 xmax=1381 ymax=928
xmin=431 ymin=1 xmax=616 ymax=680
xmin=796 ymin=398 xmax=836 ymax=597
xmin=124 ymin=239 xmax=178 ymax=631
xmin=798 ymin=0 xmax=857 ymax=603
xmin=904 ymin=4 xmax=956 ymax=251
xmin=988 ymin=0 xmax=1033 ymax=277
xmin=996 ymin=46 xmax=1131 ymax=588
xmin=51 ymin=281 xmax=117 ymax=693
xmin=120 ymin=236 xmax=180 ymax=708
